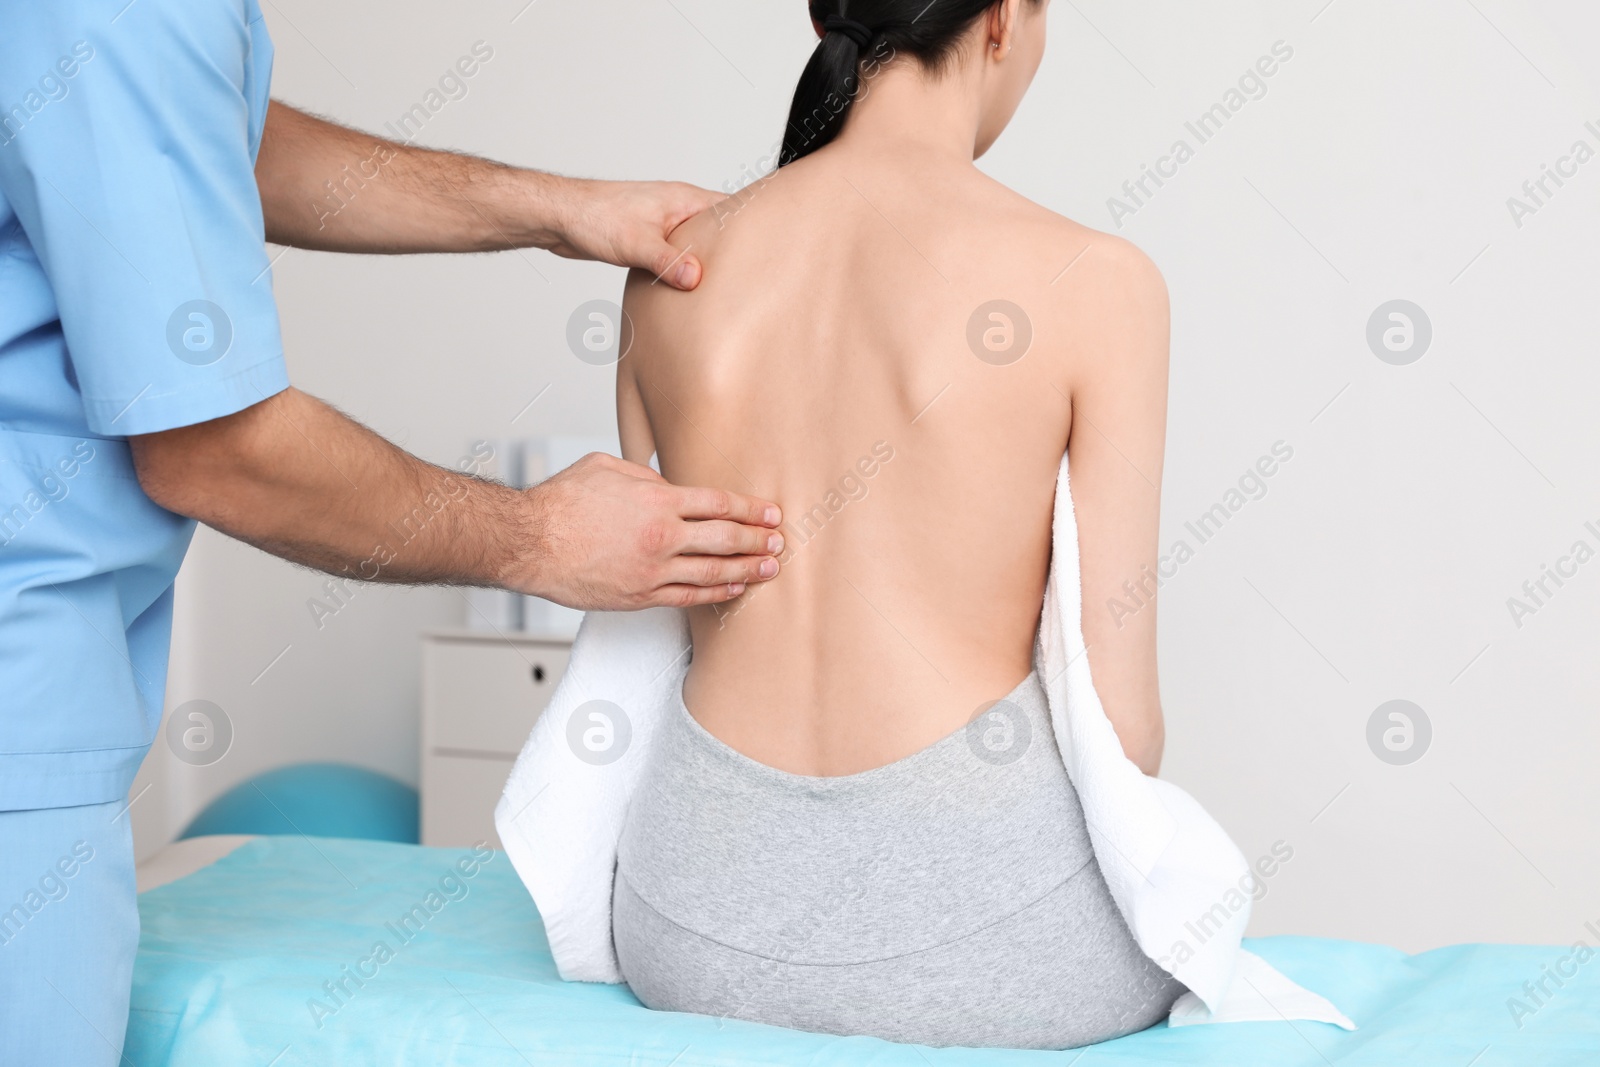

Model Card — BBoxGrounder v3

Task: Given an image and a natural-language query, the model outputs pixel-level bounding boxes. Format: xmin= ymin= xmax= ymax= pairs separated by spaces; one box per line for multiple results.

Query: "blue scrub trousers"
xmin=0 ymin=801 xmax=139 ymax=1067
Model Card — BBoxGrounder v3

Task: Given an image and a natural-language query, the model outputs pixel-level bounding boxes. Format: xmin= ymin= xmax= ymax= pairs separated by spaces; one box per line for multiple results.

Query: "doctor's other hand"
xmin=509 ymin=453 xmax=783 ymax=610
xmin=541 ymin=178 xmax=722 ymax=291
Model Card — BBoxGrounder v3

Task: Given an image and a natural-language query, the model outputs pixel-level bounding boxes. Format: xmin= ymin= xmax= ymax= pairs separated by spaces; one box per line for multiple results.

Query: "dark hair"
xmin=780 ymin=1 xmax=1013 ymax=167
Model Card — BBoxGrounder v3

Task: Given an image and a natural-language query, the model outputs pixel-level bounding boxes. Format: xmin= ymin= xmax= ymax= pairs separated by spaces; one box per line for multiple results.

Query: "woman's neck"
xmin=829 ymin=57 xmax=984 ymax=164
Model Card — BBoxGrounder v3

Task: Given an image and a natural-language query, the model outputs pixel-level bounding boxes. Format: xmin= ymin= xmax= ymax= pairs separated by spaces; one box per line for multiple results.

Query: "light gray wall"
xmin=134 ymin=0 xmax=1600 ymax=955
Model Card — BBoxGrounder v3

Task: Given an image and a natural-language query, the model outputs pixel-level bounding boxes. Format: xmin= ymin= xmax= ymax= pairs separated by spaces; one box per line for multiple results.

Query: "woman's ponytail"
xmin=779 ymin=1 xmax=1025 ymax=167
xmin=780 ymin=9 xmax=882 ymax=166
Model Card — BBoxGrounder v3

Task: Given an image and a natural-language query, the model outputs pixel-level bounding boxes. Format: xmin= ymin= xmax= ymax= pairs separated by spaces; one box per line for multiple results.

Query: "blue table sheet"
xmin=128 ymin=837 xmax=1599 ymax=1065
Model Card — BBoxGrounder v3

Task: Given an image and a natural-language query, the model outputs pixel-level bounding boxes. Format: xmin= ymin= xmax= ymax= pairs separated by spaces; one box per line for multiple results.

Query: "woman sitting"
xmin=610 ymin=0 xmax=1181 ymax=1048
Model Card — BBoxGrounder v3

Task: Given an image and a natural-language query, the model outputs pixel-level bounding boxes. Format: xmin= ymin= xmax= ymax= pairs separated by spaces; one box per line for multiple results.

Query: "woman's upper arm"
xmin=616 ymin=357 xmax=657 ymax=467
xmin=1063 ymin=238 xmax=1171 ymax=774
xmin=617 ymin=272 xmax=659 ymax=466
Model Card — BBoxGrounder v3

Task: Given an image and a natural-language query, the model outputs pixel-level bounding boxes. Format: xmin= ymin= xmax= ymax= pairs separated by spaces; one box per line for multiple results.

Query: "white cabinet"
xmin=419 ymin=630 xmax=570 ymax=848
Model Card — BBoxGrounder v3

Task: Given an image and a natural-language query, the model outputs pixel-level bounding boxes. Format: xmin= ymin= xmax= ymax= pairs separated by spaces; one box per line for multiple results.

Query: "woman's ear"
xmin=990 ymin=0 xmax=1024 ymax=59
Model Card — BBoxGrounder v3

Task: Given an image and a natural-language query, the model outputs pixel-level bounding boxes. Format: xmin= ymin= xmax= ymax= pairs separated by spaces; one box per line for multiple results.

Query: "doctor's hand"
xmin=540 ymin=179 xmax=723 ymax=291
xmin=509 ymin=453 xmax=783 ymax=610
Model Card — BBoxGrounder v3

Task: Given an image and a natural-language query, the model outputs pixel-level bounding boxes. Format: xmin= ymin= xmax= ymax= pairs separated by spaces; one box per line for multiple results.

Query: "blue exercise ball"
xmin=180 ymin=762 xmax=419 ymax=844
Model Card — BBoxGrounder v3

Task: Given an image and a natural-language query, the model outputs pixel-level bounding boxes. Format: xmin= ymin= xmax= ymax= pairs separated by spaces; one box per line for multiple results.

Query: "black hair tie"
xmin=822 ymin=13 xmax=875 ymax=50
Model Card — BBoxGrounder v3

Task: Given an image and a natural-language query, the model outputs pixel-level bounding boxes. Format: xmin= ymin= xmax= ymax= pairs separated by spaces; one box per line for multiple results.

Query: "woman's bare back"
xmin=619 ymin=141 xmax=1169 ymax=776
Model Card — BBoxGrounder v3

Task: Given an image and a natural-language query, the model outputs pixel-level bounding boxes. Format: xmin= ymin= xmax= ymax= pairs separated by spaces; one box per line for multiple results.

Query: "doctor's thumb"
xmin=649 ymin=246 xmax=702 ymax=291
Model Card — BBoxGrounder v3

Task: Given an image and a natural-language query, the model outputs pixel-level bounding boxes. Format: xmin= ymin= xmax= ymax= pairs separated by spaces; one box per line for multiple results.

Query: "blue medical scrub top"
xmin=0 ymin=0 xmax=289 ymax=810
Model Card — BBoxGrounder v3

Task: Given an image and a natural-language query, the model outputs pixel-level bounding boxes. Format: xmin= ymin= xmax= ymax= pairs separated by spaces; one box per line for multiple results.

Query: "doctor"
xmin=0 ymin=2 xmax=783 ymax=1062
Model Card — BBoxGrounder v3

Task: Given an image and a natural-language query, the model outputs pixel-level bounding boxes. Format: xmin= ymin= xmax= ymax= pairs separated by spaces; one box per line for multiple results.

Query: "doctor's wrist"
xmin=498 ymin=169 xmax=579 ymax=253
xmin=488 ymin=481 xmax=555 ymax=601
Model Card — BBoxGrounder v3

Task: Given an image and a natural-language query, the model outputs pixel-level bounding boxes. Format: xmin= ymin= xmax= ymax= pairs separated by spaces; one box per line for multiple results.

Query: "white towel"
xmin=496 ymin=450 xmax=1355 ymax=1030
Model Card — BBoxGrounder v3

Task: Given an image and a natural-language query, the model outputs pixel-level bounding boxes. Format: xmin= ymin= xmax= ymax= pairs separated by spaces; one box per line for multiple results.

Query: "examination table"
xmin=127 ymin=835 xmax=1599 ymax=1065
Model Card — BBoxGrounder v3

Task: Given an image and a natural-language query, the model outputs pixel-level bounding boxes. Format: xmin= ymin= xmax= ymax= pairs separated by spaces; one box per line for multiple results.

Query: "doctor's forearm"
xmin=254 ymin=101 xmax=563 ymax=254
xmin=132 ymin=388 xmax=533 ymax=590
xmin=253 ymin=102 xmax=718 ymax=287
xmin=129 ymin=389 xmax=781 ymax=609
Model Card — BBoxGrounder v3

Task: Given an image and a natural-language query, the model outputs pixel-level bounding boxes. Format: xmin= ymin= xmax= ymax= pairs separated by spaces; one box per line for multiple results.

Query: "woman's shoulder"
xmin=663 ymin=153 xmax=836 ymax=251
xmin=957 ymin=175 xmax=1169 ymax=387
xmin=641 ymin=157 xmax=1166 ymax=322
xmin=970 ymin=170 xmax=1165 ymax=295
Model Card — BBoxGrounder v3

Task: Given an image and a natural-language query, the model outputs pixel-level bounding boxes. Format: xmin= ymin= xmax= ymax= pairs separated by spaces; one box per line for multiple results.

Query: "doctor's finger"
xmin=670 ymin=485 xmax=782 ymax=528
xmin=676 ymin=519 xmax=784 ymax=558
xmin=651 ymin=582 xmax=749 ymax=609
xmin=663 ymin=553 xmax=778 ymax=591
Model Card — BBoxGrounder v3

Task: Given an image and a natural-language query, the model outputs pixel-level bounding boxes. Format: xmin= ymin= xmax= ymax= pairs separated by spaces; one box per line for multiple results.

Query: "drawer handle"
xmin=531 ymin=664 xmax=546 ymax=683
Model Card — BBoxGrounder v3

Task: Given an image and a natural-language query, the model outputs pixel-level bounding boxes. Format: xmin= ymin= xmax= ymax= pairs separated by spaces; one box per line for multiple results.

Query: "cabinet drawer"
xmin=420 ymin=753 xmax=513 ymax=849
xmin=422 ymin=639 xmax=569 ymax=755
